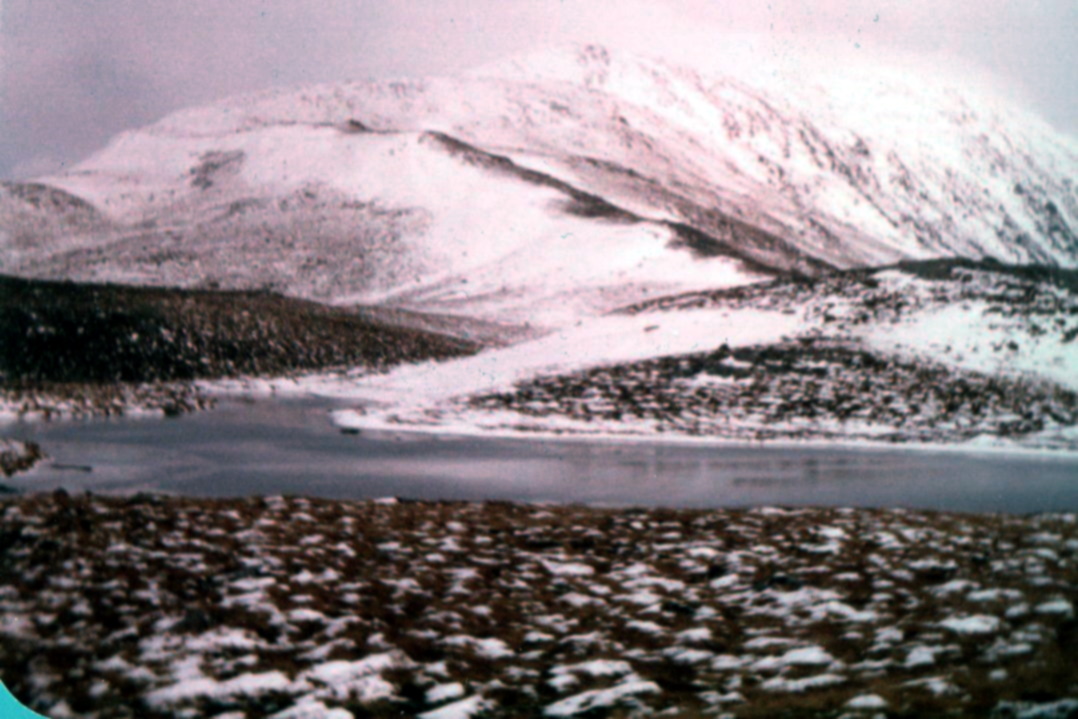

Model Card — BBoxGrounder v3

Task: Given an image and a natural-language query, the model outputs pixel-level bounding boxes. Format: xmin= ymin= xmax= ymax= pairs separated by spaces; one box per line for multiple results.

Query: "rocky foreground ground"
xmin=467 ymin=340 xmax=1078 ymax=445
xmin=1 ymin=493 xmax=1076 ymax=718
xmin=0 ymin=439 xmax=44 ymax=480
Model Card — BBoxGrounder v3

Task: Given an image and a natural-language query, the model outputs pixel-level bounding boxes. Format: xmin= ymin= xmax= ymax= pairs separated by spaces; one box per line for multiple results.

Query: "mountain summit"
xmin=2 ymin=44 xmax=1075 ymax=327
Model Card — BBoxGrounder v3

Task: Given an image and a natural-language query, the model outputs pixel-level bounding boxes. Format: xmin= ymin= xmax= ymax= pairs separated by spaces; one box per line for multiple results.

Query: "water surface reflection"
xmin=7 ymin=400 xmax=1077 ymax=513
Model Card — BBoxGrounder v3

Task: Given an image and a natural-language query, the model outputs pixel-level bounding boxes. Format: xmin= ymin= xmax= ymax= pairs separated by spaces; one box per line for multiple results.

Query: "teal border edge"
xmin=0 ymin=681 xmax=50 ymax=719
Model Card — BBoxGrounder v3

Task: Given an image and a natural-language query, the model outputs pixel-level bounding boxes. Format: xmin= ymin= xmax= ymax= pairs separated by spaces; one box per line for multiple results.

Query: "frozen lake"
xmin=6 ymin=399 xmax=1078 ymax=513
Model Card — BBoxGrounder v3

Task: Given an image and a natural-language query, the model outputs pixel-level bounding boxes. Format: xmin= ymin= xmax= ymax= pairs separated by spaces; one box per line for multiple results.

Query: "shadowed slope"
xmin=0 ymin=275 xmax=477 ymax=385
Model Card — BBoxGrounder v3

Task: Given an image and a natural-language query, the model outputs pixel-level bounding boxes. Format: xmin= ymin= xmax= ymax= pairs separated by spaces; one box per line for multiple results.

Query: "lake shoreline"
xmin=4 ymin=397 xmax=1078 ymax=514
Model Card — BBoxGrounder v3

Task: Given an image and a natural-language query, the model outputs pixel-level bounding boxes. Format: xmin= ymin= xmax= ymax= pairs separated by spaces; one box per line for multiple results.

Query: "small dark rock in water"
xmin=340 ymin=427 xmax=361 ymax=435
xmin=50 ymin=464 xmax=93 ymax=473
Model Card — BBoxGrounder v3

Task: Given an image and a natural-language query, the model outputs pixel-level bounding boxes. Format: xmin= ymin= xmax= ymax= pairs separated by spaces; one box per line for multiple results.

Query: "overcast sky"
xmin=1 ymin=0 xmax=1075 ymax=179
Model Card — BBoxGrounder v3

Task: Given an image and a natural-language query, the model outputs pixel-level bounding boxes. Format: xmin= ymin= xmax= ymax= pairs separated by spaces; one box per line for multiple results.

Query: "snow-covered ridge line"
xmin=423 ymin=130 xmax=826 ymax=276
xmin=620 ymin=257 xmax=1078 ymax=315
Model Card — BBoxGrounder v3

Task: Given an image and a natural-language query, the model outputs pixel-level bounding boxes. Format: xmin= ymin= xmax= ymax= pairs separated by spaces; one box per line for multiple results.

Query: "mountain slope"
xmin=3 ymin=45 xmax=1076 ymax=329
xmin=329 ymin=260 xmax=1078 ymax=450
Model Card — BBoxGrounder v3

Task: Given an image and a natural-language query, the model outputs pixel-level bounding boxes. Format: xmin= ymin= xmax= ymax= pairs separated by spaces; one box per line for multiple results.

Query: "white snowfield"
xmin=861 ymin=270 xmax=1078 ymax=390
xmin=319 ymin=307 xmax=802 ymax=427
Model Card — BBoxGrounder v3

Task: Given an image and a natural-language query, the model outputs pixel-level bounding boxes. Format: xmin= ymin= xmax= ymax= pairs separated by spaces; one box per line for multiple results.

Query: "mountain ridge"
xmin=2 ymin=44 xmax=1075 ymax=330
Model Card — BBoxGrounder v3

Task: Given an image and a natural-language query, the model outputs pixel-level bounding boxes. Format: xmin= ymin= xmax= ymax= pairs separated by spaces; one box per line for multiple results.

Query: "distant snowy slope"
xmin=326 ymin=260 xmax=1078 ymax=450
xmin=2 ymin=44 xmax=1076 ymax=327
xmin=2 ymin=126 xmax=760 ymax=325
xmin=469 ymin=45 xmax=1078 ymax=268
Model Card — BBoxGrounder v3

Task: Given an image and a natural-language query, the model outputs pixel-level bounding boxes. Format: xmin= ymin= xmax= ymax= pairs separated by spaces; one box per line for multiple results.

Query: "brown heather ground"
xmin=0 ymin=493 xmax=1076 ymax=718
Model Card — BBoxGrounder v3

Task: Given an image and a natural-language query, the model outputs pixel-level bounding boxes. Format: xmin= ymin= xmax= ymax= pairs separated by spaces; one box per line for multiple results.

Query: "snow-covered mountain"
xmin=2 ymin=44 xmax=1076 ymax=328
